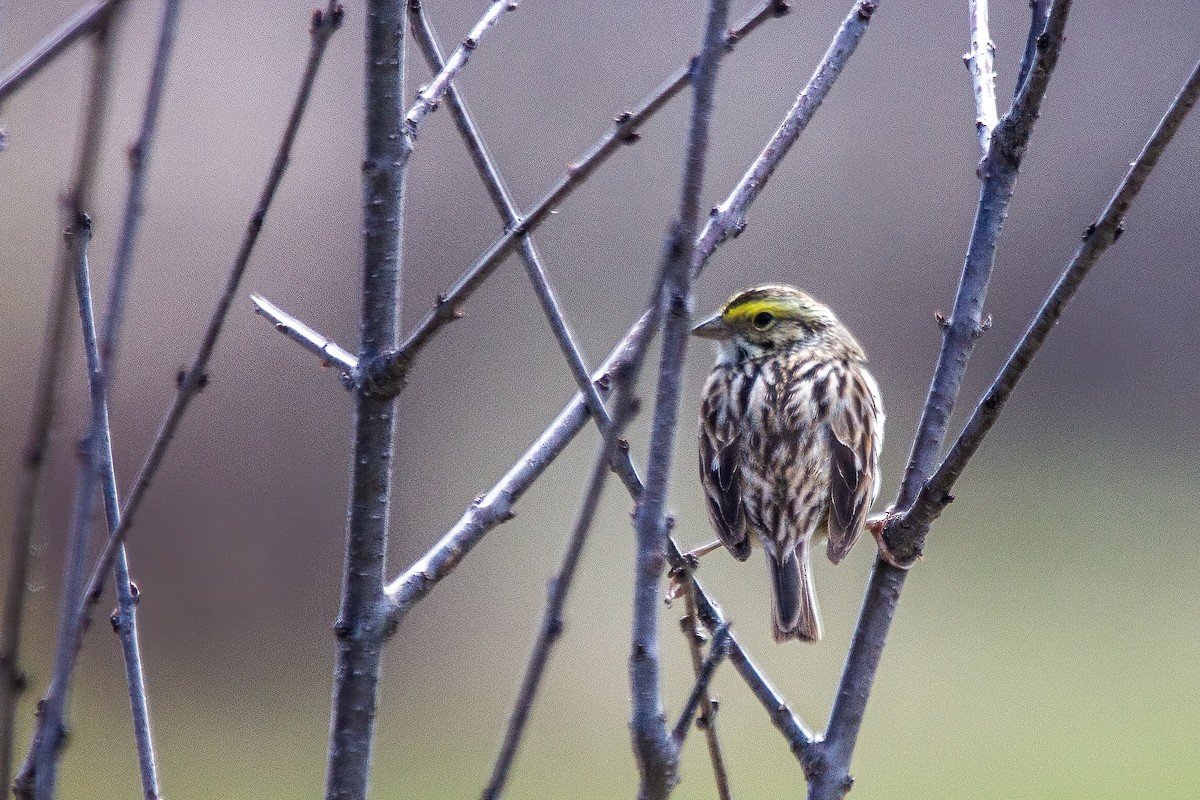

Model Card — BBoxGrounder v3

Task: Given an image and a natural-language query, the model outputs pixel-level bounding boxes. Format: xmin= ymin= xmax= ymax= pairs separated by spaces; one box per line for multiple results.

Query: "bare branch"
xmin=384 ymin=313 xmax=652 ymax=621
xmin=407 ymin=1 xmax=610 ymax=434
xmin=4 ymin=10 xmax=124 ymax=794
xmin=323 ymin=0 xmax=403 ymax=796
xmin=882 ymin=0 xmax=1071 ymax=564
xmin=965 ymin=0 xmax=998 ymax=153
xmin=100 ymin=0 xmax=182 ymax=371
xmin=630 ymin=2 xmax=729 ymax=795
xmin=362 ymin=0 xmax=793 ymax=392
xmin=677 ymin=583 xmax=732 ymax=800
xmin=694 ymin=0 xmax=879 ymax=270
xmin=403 ymin=0 xmax=518 ymax=139
xmin=0 ymin=0 xmax=120 ymax=106
xmin=1013 ymin=0 xmax=1050 ymax=105
xmin=482 ymin=398 xmax=626 ymax=800
xmin=384 ymin=0 xmax=886 ymax=765
xmin=908 ymin=58 xmax=1200 ymax=537
xmin=21 ymin=210 xmax=127 ymax=799
xmin=251 ymin=294 xmax=357 ymax=382
xmin=671 ymin=623 xmax=730 ymax=746
xmin=811 ymin=5 xmax=1073 ymax=798
xmin=39 ymin=10 xmax=344 ymax=749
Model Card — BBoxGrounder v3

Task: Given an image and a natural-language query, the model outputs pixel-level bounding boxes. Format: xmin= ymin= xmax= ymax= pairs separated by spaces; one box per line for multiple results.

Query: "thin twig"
xmin=100 ymin=0 xmax=182 ymax=370
xmin=630 ymin=2 xmax=729 ymax=796
xmin=0 ymin=0 xmax=119 ymax=106
xmin=811 ymin=5 xmax=1072 ymax=798
xmin=403 ymin=0 xmax=518 ymax=139
xmin=678 ymin=578 xmax=732 ymax=800
xmin=384 ymin=312 xmax=652 ymax=620
xmin=251 ymin=294 xmax=357 ymax=382
xmin=362 ymin=0 xmax=793 ymax=392
xmin=6 ymin=10 xmax=123 ymax=795
xmin=909 ymin=58 xmax=1200 ymax=537
xmin=22 ymin=211 xmax=120 ymax=800
xmin=481 ymin=399 xmax=629 ymax=800
xmin=323 ymin=1 xmax=404 ymax=798
xmin=966 ymin=0 xmax=999 ymax=154
xmin=671 ymin=623 xmax=730 ymax=746
xmin=95 ymin=5 xmax=182 ymax=796
xmin=1013 ymin=1 xmax=1050 ymax=105
xmin=693 ymin=0 xmax=879 ymax=272
xmin=407 ymin=0 xmax=611 ymax=429
xmin=27 ymin=12 xmax=345 ymax=764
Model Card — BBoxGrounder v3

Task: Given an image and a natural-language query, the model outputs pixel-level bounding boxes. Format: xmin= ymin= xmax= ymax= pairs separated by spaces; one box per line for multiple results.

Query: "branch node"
xmin=856 ymin=1 xmax=877 ymax=21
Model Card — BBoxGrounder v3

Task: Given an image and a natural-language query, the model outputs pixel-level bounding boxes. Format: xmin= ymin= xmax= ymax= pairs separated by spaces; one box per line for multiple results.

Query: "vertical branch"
xmin=323 ymin=3 xmax=405 ymax=799
xmin=678 ymin=586 xmax=732 ymax=800
xmin=810 ymin=4 xmax=1072 ymax=799
xmin=98 ymin=3 xmax=184 ymax=796
xmin=21 ymin=211 xmax=113 ymax=800
xmin=630 ymin=2 xmax=729 ymax=797
xmin=7 ymin=9 xmax=124 ymax=796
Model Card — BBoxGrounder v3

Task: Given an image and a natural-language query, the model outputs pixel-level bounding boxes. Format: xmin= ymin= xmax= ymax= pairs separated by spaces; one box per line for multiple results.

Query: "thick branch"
xmin=630 ymin=3 xmax=729 ymax=796
xmin=323 ymin=2 xmax=403 ymax=799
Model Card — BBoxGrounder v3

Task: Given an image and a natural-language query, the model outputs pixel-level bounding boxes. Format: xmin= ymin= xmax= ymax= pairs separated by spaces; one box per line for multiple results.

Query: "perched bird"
xmin=693 ymin=285 xmax=884 ymax=642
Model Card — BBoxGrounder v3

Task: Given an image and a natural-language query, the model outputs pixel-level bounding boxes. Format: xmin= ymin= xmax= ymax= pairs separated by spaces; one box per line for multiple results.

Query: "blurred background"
xmin=2 ymin=1 xmax=1199 ymax=797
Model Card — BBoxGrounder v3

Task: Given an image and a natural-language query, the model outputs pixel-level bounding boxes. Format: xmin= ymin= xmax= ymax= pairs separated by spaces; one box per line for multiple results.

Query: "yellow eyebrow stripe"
xmin=724 ymin=297 xmax=795 ymax=322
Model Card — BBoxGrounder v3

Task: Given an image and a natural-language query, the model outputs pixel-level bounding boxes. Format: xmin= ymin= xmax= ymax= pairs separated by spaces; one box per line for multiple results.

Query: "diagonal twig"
xmin=358 ymin=0 xmax=793 ymax=393
xmin=0 ymin=0 xmax=121 ymax=106
xmin=677 ymin=575 xmax=732 ymax=800
xmin=810 ymin=4 xmax=1072 ymax=798
xmin=693 ymin=0 xmax=879 ymax=271
xmin=481 ymin=386 xmax=630 ymax=800
xmin=403 ymin=0 xmax=518 ymax=139
xmin=407 ymin=0 xmax=611 ymax=430
xmin=251 ymin=294 xmax=358 ymax=381
xmin=671 ymin=623 xmax=731 ymax=747
xmin=909 ymin=58 xmax=1200 ymax=540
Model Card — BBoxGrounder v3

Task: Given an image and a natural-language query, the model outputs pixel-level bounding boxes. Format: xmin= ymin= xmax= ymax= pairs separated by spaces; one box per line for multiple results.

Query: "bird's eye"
xmin=752 ymin=311 xmax=775 ymax=330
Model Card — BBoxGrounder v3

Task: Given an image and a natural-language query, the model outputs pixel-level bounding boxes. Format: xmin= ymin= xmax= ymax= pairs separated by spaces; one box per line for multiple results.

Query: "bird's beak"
xmin=691 ymin=312 xmax=733 ymax=341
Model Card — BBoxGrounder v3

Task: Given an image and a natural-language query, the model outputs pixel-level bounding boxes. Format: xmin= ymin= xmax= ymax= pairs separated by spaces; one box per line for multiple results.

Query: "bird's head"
xmin=692 ymin=284 xmax=863 ymax=364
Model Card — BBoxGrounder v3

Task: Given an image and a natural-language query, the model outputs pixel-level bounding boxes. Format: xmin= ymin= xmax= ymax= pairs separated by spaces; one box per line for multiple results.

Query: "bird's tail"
xmin=769 ymin=539 xmax=821 ymax=643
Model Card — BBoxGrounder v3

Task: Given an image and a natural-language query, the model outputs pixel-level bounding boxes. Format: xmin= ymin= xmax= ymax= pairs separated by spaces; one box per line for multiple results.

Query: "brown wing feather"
xmin=824 ymin=367 xmax=883 ymax=564
xmin=699 ymin=420 xmax=752 ymax=562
